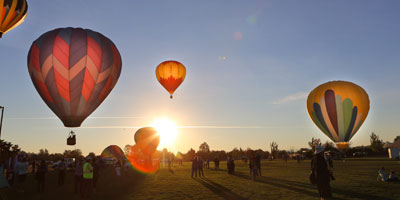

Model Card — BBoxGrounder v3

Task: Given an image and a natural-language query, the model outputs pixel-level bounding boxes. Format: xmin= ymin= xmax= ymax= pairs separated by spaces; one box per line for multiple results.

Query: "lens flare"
xmin=233 ymin=32 xmax=243 ymax=40
xmin=126 ymin=144 xmax=160 ymax=174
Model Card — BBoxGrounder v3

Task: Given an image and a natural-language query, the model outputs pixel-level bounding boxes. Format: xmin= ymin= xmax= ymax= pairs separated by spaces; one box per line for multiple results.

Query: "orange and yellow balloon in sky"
xmin=156 ymin=60 xmax=186 ymax=99
xmin=307 ymin=81 xmax=370 ymax=149
xmin=0 ymin=0 xmax=28 ymax=38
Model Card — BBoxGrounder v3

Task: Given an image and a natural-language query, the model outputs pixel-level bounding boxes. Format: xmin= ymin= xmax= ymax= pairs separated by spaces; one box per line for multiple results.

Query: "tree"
xmin=199 ymin=142 xmax=210 ymax=153
xmin=184 ymin=148 xmax=196 ymax=161
xmin=270 ymin=142 xmax=279 ymax=158
xmin=308 ymin=137 xmax=321 ymax=152
xmin=370 ymin=132 xmax=384 ymax=153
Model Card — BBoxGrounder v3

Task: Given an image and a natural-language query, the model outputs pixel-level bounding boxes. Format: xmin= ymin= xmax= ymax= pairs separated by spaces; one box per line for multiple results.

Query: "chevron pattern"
xmin=27 ymin=28 xmax=122 ymax=127
xmin=0 ymin=0 xmax=27 ymax=37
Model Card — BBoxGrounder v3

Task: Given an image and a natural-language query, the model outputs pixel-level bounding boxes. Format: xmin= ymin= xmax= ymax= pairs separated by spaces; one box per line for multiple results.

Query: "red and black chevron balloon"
xmin=27 ymin=27 xmax=122 ymax=127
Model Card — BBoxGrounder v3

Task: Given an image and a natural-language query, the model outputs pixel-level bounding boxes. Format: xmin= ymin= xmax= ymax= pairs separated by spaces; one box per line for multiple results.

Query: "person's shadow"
xmin=193 ymin=177 xmax=247 ymax=200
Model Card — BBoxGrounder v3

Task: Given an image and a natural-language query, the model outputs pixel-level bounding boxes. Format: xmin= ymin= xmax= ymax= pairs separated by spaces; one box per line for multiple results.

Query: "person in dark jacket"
xmin=191 ymin=156 xmax=198 ymax=178
xmin=311 ymin=145 xmax=332 ymax=200
xmin=36 ymin=160 xmax=48 ymax=192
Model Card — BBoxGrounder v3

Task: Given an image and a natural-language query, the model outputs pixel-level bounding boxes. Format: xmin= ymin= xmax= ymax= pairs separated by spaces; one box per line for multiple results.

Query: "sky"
xmin=0 ymin=0 xmax=400 ymax=155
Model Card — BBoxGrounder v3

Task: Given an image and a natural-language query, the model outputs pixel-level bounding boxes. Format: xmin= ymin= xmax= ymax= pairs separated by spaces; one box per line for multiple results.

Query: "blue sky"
xmin=0 ymin=0 xmax=399 ymax=155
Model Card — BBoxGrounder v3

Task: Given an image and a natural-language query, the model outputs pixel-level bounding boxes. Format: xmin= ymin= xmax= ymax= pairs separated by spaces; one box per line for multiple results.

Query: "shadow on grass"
xmin=230 ymin=171 xmax=393 ymax=200
xmin=193 ymin=177 xmax=247 ymax=200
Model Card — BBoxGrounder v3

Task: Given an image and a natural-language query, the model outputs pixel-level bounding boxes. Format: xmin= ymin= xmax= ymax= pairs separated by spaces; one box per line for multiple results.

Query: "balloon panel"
xmin=27 ymin=27 xmax=122 ymax=127
xmin=156 ymin=61 xmax=186 ymax=95
xmin=101 ymin=145 xmax=125 ymax=160
xmin=307 ymin=81 xmax=370 ymax=143
xmin=0 ymin=0 xmax=27 ymax=37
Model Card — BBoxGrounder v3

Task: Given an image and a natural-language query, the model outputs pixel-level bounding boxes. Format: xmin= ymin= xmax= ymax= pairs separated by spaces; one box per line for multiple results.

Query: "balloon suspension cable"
xmin=170 ymin=95 xmax=173 ymax=99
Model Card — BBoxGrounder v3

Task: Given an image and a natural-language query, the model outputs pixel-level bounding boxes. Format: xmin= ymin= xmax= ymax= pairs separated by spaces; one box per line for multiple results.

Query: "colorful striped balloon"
xmin=0 ymin=0 xmax=28 ymax=38
xmin=101 ymin=145 xmax=125 ymax=161
xmin=307 ymin=81 xmax=370 ymax=149
xmin=27 ymin=28 xmax=122 ymax=127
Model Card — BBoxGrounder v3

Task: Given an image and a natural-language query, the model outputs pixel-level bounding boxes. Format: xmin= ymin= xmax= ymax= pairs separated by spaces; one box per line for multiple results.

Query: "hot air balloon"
xmin=134 ymin=127 xmax=160 ymax=155
xmin=126 ymin=144 xmax=160 ymax=174
xmin=155 ymin=60 xmax=186 ymax=99
xmin=0 ymin=0 xmax=28 ymax=38
xmin=307 ymin=81 xmax=370 ymax=150
xmin=101 ymin=145 xmax=125 ymax=161
xmin=27 ymin=27 xmax=122 ymax=128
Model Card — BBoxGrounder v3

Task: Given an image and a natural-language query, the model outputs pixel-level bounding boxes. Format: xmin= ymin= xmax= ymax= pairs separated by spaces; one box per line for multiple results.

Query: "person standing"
xmin=36 ymin=160 xmax=47 ymax=192
xmin=311 ymin=145 xmax=332 ymax=200
xmin=82 ymin=157 xmax=94 ymax=198
xmin=58 ymin=159 xmax=66 ymax=186
xmin=31 ymin=160 xmax=36 ymax=174
xmin=255 ymin=154 xmax=261 ymax=176
xmin=15 ymin=157 xmax=29 ymax=192
xmin=191 ymin=156 xmax=198 ymax=178
xmin=198 ymin=158 xmax=204 ymax=177
xmin=74 ymin=157 xmax=83 ymax=194
xmin=0 ymin=161 xmax=9 ymax=189
xmin=92 ymin=157 xmax=100 ymax=193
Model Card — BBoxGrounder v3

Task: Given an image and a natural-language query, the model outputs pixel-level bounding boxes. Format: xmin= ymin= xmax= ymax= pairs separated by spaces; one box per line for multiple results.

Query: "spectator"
xmin=311 ymin=145 xmax=332 ymax=200
xmin=58 ymin=159 xmax=66 ymax=186
xmin=74 ymin=157 xmax=84 ymax=194
xmin=35 ymin=160 xmax=47 ymax=192
xmin=191 ymin=156 xmax=198 ymax=178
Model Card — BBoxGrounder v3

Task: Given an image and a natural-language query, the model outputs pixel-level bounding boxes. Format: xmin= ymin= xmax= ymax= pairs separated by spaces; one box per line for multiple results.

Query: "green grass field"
xmin=2 ymin=158 xmax=400 ymax=200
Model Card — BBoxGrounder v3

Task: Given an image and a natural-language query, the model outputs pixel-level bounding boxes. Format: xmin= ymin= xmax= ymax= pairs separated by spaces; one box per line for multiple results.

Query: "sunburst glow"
xmin=152 ymin=118 xmax=178 ymax=149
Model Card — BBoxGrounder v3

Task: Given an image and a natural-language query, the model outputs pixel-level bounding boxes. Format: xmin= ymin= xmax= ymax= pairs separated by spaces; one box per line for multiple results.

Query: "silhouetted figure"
xmin=213 ymin=158 xmax=219 ymax=170
xmin=93 ymin=157 xmax=100 ymax=192
xmin=0 ymin=161 xmax=9 ymax=189
xmin=206 ymin=159 xmax=210 ymax=169
xmin=311 ymin=145 xmax=332 ymax=200
xmin=36 ymin=160 xmax=47 ymax=192
xmin=198 ymin=158 xmax=204 ymax=177
xmin=31 ymin=160 xmax=36 ymax=174
xmin=74 ymin=158 xmax=84 ymax=194
xmin=58 ymin=159 xmax=66 ymax=186
xmin=377 ymin=167 xmax=388 ymax=182
xmin=191 ymin=156 xmax=198 ymax=177
xmin=255 ymin=154 xmax=261 ymax=176
xmin=227 ymin=157 xmax=235 ymax=174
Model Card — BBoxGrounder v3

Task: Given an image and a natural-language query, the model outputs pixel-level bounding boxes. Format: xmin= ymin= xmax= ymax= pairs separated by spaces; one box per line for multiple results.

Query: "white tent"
xmin=386 ymin=136 xmax=400 ymax=159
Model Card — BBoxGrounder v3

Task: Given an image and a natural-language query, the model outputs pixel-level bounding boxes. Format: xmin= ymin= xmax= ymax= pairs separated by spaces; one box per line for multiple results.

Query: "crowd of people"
xmin=0 ymin=154 xmax=127 ymax=199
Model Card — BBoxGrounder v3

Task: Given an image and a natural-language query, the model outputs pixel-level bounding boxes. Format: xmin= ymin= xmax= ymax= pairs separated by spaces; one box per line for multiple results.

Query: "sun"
xmin=151 ymin=118 xmax=178 ymax=150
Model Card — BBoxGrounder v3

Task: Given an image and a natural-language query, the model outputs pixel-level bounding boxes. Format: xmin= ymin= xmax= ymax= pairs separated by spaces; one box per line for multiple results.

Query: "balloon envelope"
xmin=101 ymin=145 xmax=125 ymax=161
xmin=0 ymin=0 xmax=28 ymax=38
xmin=156 ymin=60 xmax=186 ymax=99
xmin=134 ymin=127 xmax=160 ymax=155
xmin=27 ymin=27 xmax=122 ymax=127
xmin=307 ymin=81 xmax=370 ymax=149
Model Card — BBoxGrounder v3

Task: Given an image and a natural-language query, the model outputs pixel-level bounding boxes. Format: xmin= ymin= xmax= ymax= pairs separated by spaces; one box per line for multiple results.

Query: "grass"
xmin=1 ymin=158 xmax=400 ymax=200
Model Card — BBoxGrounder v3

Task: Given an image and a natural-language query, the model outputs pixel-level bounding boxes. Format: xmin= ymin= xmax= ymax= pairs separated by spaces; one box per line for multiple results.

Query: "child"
xmin=377 ymin=167 xmax=387 ymax=182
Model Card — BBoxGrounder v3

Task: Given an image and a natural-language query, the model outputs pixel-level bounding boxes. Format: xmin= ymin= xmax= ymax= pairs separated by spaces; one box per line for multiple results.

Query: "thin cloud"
xmin=79 ymin=125 xmax=279 ymax=129
xmin=272 ymin=92 xmax=308 ymax=105
xmin=7 ymin=116 xmax=143 ymax=120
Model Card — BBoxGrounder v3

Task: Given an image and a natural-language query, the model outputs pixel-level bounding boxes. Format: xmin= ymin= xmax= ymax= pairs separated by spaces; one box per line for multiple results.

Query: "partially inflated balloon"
xmin=134 ymin=127 xmax=160 ymax=155
xmin=307 ymin=81 xmax=370 ymax=149
xmin=101 ymin=145 xmax=125 ymax=161
xmin=156 ymin=61 xmax=186 ymax=99
xmin=0 ymin=0 xmax=27 ymax=38
xmin=27 ymin=28 xmax=122 ymax=127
